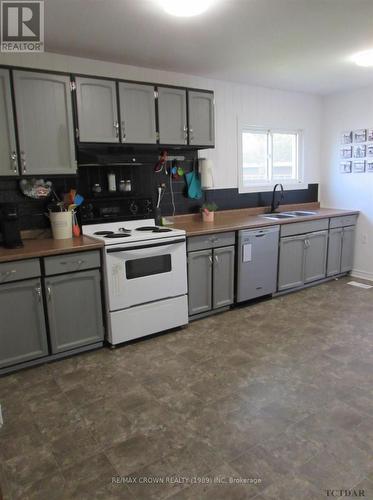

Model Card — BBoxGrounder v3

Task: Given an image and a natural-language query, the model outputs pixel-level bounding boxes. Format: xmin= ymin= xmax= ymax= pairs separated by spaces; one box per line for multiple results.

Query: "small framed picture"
xmin=341 ymin=131 xmax=353 ymax=144
xmin=367 ymin=144 xmax=373 ymax=156
xmin=354 ymin=160 xmax=366 ymax=173
xmin=367 ymin=161 xmax=373 ymax=172
xmin=340 ymin=161 xmax=352 ymax=173
xmin=354 ymin=144 xmax=366 ymax=158
xmin=354 ymin=129 xmax=367 ymax=143
xmin=340 ymin=146 xmax=352 ymax=159
xmin=368 ymin=129 xmax=373 ymax=141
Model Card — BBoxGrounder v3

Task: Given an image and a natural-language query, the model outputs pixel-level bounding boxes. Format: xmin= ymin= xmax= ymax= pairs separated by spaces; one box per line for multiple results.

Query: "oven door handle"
xmin=106 ymin=238 xmax=186 ymax=253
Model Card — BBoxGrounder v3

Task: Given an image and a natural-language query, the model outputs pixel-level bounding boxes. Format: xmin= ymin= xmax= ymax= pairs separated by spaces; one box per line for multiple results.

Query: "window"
xmin=239 ymin=127 xmax=302 ymax=192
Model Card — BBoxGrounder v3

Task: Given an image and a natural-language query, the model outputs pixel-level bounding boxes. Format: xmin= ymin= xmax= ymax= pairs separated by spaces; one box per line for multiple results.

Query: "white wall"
xmin=321 ymin=87 xmax=373 ymax=280
xmin=0 ymin=52 xmax=322 ymax=189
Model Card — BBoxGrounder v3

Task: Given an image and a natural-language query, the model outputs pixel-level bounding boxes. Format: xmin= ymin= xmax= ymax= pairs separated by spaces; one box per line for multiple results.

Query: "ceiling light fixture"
xmin=158 ymin=0 xmax=214 ymax=17
xmin=352 ymin=49 xmax=373 ymax=67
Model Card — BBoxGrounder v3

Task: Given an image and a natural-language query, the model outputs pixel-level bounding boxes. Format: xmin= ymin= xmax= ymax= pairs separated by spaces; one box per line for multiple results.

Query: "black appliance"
xmin=0 ymin=203 xmax=23 ymax=249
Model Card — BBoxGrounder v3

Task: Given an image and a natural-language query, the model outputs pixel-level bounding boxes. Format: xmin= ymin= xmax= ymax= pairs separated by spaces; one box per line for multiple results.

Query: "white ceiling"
xmin=45 ymin=0 xmax=373 ymax=95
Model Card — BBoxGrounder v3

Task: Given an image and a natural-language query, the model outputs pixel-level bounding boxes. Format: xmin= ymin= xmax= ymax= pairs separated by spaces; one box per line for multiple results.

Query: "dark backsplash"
xmin=0 ymin=147 xmax=318 ymax=230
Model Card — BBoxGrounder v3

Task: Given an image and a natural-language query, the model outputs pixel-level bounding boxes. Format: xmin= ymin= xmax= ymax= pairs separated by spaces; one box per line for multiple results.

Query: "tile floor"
xmin=0 ymin=277 xmax=372 ymax=499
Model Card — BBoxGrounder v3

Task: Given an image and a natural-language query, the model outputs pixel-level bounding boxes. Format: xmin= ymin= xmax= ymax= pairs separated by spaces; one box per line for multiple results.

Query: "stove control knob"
xmin=130 ymin=202 xmax=138 ymax=215
xmin=144 ymin=199 xmax=151 ymax=206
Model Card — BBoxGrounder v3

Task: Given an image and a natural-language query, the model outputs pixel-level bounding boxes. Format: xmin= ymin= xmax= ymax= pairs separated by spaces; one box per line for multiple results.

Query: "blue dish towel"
xmin=185 ymin=170 xmax=202 ymax=199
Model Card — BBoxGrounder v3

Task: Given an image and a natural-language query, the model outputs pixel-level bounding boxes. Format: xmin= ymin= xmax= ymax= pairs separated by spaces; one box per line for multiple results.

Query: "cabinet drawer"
xmin=0 ymin=258 xmax=40 ymax=283
xmin=44 ymin=251 xmax=100 ymax=276
xmin=187 ymin=232 xmax=235 ymax=251
xmin=329 ymin=215 xmax=358 ymax=228
xmin=280 ymin=219 xmax=329 ymax=237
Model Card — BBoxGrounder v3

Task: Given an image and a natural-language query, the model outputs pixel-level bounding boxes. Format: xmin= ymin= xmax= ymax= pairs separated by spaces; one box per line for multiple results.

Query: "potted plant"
xmin=201 ymin=202 xmax=218 ymax=222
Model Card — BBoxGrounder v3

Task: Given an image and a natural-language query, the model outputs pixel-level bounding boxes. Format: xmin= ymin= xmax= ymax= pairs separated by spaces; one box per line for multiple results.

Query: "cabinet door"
xmin=157 ymin=87 xmax=187 ymax=145
xmin=45 ymin=270 xmax=104 ymax=354
xmin=188 ymin=91 xmax=214 ymax=146
xmin=0 ymin=69 xmax=18 ymax=176
xmin=213 ymin=246 xmax=234 ymax=309
xmin=13 ymin=71 xmax=76 ymax=175
xmin=119 ymin=82 xmax=156 ymax=144
xmin=278 ymin=235 xmax=305 ymax=291
xmin=187 ymin=249 xmax=212 ymax=315
xmin=327 ymin=228 xmax=343 ymax=276
xmin=341 ymin=226 xmax=356 ymax=273
xmin=75 ymin=77 xmax=119 ymax=143
xmin=0 ymin=278 xmax=48 ymax=368
xmin=304 ymin=230 xmax=328 ymax=284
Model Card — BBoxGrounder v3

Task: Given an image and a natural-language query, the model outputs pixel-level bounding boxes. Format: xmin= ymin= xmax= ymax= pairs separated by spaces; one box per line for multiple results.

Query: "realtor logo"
xmin=1 ymin=1 xmax=44 ymax=52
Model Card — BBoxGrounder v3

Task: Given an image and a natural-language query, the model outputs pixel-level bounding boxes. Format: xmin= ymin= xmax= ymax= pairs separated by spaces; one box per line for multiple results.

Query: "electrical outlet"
xmin=0 ymin=404 xmax=3 ymax=428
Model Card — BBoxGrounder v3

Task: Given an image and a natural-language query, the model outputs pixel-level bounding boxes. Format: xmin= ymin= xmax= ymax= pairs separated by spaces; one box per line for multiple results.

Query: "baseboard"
xmin=350 ymin=269 xmax=373 ymax=282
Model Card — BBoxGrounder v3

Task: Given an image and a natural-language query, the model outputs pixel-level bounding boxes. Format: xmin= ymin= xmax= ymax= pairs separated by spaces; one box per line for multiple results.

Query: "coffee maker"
xmin=0 ymin=203 xmax=23 ymax=248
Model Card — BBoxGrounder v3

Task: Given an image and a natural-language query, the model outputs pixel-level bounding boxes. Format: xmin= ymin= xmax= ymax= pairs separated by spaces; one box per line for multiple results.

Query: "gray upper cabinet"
xmin=188 ymin=91 xmax=214 ymax=146
xmin=327 ymin=227 xmax=343 ymax=277
xmin=0 ymin=278 xmax=48 ymax=369
xmin=278 ymin=235 xmax=305 ymax=291
xmin=188 ymin=249 xmax=212 ymax=315
xmin=213 ymin=246 xmax=234 ymax=309
xmin=0 ymin=69 xmax=18 ymax=176
xmin=75 ymin=77 xmax=119 ymax=143
xmin=119 ymin=82 xmax=156 ymax=144
xmin=13 ymin=71 xmax=76 ymax=175
xmin=341 ymin=226 xmax=355 ymax=273
xmin=304 ymin=231 xmax=328 ymax=284
xmin=45 ymin=269 xmax=104 ymax=354
xmin=157 ymin=87 xmax=187 ymax=145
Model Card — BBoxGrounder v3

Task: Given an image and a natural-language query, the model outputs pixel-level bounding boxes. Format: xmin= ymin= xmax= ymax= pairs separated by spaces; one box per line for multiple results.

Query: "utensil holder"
xmin=50 ymin=212 xmax=73 ymax=240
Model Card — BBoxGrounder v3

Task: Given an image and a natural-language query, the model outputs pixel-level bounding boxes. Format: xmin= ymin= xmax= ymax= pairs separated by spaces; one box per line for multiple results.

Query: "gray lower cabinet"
xmin=327 ymin=225 xmax=356 ymax=276
xmin=303 ymin=231 xmax=328 ymax=283
xmin=187 ymin=249 xmax=212 ymax=315
xmin=157 ymin=87 xmax=187 ymax=145
xmin=0 ymin=278 xmax=48 ymax=369
xmin=341 ymin=226 xmax=355 ymax=273
xmin=212 ymin=246 xmax=235 ymax=309
xmin=13 ymin=71 xmax=76 ymax=175
xmin=0 ymin=69 xmax=18 ymax=176
xmin=45 ymin=269 xmax=104 ymax=354
xmin=327 ymin=227 xmax=343 ymax=276
xmin=187 ymin=240 xmax=235 ymax=316
xmin=188 ymin=90 xmax=215 ymax=146
xmin=278 ymin=235 xmax=305 ymax=291
xmin=75 ymin=76 xmax=119 ymax=143
xmin=119 ymin=82 xmax=156 ymax=144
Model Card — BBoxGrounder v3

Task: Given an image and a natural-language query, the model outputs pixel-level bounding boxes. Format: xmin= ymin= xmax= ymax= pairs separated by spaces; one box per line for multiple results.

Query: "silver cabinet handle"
xmin=47 ymin=286 xmax=52 ymax=301
xmin=114 ymin=121 xmax=119 ymax=138
xmin=208 ymin=255 xmax=213 ymax=265
xmin=184 ymin=125 xmax=188 ymax=143
xmin=189 ymin=127 xmax=194 ymax=142
xmin=10 ymin=151 xmax=18 ymax=173
xmin=121 ymin=122 xmax=126 ymax=142
xmin=60 ymin=259 xmax=85 ymax=266
xmin=20 ymin=151 xmax=26 ymax=173
xmin=35 ymin=286 xmax=42 ymax=301
xmin=214 ymin=255 xmax=219 ymax=264
xmin=1 ymin=269 xmax=16 ymax=278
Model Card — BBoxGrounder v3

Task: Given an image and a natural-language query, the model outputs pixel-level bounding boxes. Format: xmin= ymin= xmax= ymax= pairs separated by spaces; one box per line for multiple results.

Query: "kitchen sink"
xmin=261 ymin=213 xmax=297 ymax=220
xmin=282 ymin=210 xmax=317 ymax=216
xmin=261 ymin=210 xmax=317 ymax=220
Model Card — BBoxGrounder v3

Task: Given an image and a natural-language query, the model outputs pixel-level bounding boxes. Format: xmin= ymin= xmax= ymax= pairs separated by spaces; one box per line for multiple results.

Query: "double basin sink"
xmin=261 ymin=210 xmax=317 ymax=221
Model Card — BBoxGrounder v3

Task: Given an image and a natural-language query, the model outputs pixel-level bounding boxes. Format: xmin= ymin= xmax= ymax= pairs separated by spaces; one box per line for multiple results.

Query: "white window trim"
xmin=238 ymin=123 xmax=307 ymax=193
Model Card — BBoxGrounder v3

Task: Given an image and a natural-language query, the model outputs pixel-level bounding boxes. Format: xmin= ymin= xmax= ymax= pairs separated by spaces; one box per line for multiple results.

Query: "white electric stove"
xmin=83 ymin=219 xmax=188 ymax=345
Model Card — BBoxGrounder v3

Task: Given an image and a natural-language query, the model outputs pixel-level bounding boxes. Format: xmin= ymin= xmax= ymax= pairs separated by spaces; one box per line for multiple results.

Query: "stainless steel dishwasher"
xmin=237 ymin=225 xmax=280 ymax=302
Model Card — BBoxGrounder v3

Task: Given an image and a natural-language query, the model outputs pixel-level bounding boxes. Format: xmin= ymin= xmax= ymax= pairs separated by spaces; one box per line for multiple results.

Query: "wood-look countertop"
xmin=170 ymin=203 xmax=359 ymax=237
xmin=0 ymin=236 xmax=104 ymax=263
